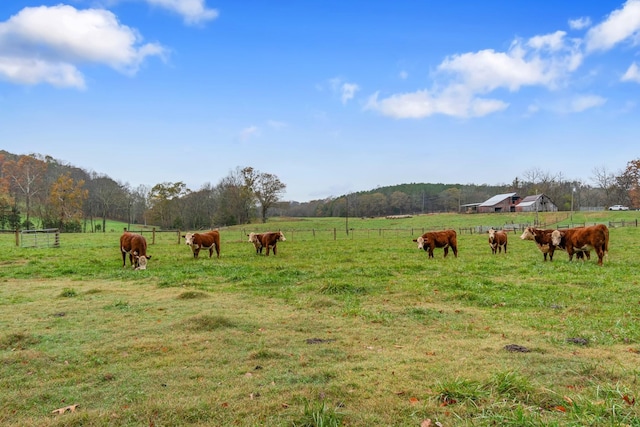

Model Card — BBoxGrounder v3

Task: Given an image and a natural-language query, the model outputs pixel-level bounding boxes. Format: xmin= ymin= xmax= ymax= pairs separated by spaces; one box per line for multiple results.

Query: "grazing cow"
xmin=488 ymin=229 xmax=508 ymax=254
xmin=551 ymin=224 xmax=609 ymax=266
xmin=256 ymin=231 xmax=286 ymax=256
xmin=247 ymin=232 xmax=264 ymax=254
xmin=412 ymin=229 xmax=458 ymax=258
xmin=120 ymin=232 xmax=151 ymax=270
xmin=183 ymin=230 xmax=220 ymax=258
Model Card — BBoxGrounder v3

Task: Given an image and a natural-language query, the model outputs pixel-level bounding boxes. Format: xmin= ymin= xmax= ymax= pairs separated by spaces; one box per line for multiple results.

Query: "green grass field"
xmin=1 ymin=212 xmax=640 ymax=426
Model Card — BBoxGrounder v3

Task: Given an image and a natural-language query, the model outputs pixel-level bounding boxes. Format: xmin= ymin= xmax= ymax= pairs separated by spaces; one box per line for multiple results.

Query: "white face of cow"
xmin=278 ymin=231 xmax=286 ymax=241
xmin=415 ymin=236 xmax=425 ymax=249
xmin=551 ymin=230 xmax=562 ymax=246
xmin=135 ymin=255 xmax=148 ymax=270
xmin=184 ymin=233 xmax=194 ymax=246
xmin=488 ymin=229 xmax=496 ymax=242
xmin=520 ymin=228 xmax=534 ymax=240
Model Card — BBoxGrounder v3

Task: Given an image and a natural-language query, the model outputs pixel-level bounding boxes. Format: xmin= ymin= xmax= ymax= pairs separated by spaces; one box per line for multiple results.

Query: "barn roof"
xmin=478 ymin=192 xmax=518 ymax=207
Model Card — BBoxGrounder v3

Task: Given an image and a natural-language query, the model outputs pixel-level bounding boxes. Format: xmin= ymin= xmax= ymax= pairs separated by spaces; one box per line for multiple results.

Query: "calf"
xmin=519 ymin=227 xmax=557 ymax=261
xmin=551 ymin=224 xmax=609 ymax=266
xmin=247 ymin=232 xmax=264 ymax=254
xmin=120 ymin=232 xmax=151 ymax=270
xmin=258 ymin=231 xmax=286 ymax=256
xmin=488 ymin=229 xmax=508 ymax=254
xmin=412 ymin=229 xmax=458 ymax=258
xmin=183 ymin=230 xmax=220 ymax=258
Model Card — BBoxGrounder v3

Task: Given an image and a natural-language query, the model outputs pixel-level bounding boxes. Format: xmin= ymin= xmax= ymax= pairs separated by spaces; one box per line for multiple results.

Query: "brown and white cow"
xmin=256 ymin=231 xmax=286 ymax=256
xmin=520 ymin=226 xmax=589 ymax=262
xmin=412 ymin=229 xmax=458 ymax=258
xmin=488 ymin=228 xmax=508 ymax=254
xmin=551 ymin=224 xmax=609 ymax=266
xmin=183 ymin=230 xmax=220 ymax=258
xmin=519 ymin=227 xmax=558 ymax=261
xmin=120 ymin=232 xmax=151 ymax=270
xmin=247 ymin=232 xmax=264 ymax=254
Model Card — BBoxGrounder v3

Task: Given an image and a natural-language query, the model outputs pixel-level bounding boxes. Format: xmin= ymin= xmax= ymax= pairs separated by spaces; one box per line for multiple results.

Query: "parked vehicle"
xmin=608 ymin=205 xmax=629 ymax=211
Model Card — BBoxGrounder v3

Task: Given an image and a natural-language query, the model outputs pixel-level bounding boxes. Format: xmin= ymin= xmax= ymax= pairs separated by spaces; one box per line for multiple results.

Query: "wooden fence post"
xmin=152 ymin=227 xmax=156 ymax=244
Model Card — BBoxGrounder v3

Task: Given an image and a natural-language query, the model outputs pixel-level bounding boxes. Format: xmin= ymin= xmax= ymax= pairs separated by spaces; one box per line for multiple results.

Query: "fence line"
xmin=4 ymin=218 xmax=638 ymax=246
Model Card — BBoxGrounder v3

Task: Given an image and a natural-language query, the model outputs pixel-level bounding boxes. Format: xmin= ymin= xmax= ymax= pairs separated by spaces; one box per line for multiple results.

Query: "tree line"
xmin=1 ymin=150 xmax=638 ymax=232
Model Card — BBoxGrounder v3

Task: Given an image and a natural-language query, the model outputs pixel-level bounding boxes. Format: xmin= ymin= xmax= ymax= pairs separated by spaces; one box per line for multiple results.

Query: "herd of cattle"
xmin=120 ymin=223 xmax=610 ymax=270
xmin=119 ymin=230 xmax=287 ymax=270
xmin=413 ymin=223 xmax=610 ymax=266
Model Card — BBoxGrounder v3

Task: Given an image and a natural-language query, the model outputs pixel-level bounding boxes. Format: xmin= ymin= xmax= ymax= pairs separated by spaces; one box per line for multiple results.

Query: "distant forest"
xmin=1 ymin=150 xmax=638 ymax=231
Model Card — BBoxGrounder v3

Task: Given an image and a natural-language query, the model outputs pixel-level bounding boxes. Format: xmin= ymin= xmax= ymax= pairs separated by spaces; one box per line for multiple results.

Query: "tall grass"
xmin=1 ymin=212 xmax=639 ymax=426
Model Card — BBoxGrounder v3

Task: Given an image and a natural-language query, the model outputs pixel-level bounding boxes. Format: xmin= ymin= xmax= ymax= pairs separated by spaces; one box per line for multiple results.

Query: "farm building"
xmin=477 ymin=193 xmax=522 ymax=213
xmin=515 ymin=194 xmax=558 ymax=212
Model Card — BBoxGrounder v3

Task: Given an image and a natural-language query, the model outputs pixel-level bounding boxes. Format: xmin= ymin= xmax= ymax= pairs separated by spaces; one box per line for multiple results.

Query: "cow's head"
xmin=520 ymin=227 xmax=534 ymax=240
xmin=277 ymin=231 xmax=286 ymax=241
xmin=488 ymin=228 xmax=496 ymax=242
xmin=551 ymin=230 xmax=563 ymax=246
xmin=133 ymin=252 xmax=150 ymax=270
xmin=183 ymin=233 xmax=195 ymax=246
xmin=247 ymin=233 xmax=259 ymax=243
xmin=412 ymin=236 xmax=426 ymax=250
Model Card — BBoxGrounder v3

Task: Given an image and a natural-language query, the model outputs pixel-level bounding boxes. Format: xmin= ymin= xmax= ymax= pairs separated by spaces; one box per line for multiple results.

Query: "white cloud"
xmin=622 ymin=62 xmax=640 ymax=82
xmin=327 ymin=77 xmax=360 ymax=104
xmin=365 ymin=87 xmax=508 ymax=119
xmin=239 ymin=125 xmax=259 ymax=141
xmin=569 ymin=17 xmax=591 ymax=30
xmin=570 ymin=94 xmax=606 ymax=112
xmin=0 ymin=5 xmax=166 ymax=88
xmin=585 ymin=0 xmax=640 ymax=52
xmin=144 ymin=0 xmax=219 ymax=25
xmin=267 ymin=120 xmax=287 ymax=129
xmin=367 ymin=31 xmax=581 ymax=119
xmin=340 ymin=82 xmax=359 ymax=104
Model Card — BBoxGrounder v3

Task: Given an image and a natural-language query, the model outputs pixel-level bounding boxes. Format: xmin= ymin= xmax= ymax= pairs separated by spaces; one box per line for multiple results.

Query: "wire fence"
xmin=2 ymin=218 xmax=638 ymax=246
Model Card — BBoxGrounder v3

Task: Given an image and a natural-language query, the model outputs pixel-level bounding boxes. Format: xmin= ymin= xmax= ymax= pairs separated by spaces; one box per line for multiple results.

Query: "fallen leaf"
xmin=409 ymin=397 xmax=419 ymax=404
xmin=563 ymin=396 xmax=573 ymax=405
xmin=420 ymin=419 xmax=432 ymax=427
xmin=51 ymin=404 xmax=79 ymax=415
xmin=554 ymin=405 xmax=566 ymax=412
xmin=623 ymin=395 xmax=636 ymax=405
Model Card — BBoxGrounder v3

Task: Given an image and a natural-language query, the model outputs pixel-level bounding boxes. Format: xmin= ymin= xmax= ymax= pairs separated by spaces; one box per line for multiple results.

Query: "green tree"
xmin=149 ymin=182 xmax=189 ymax=228
xmin=240 ymin=167 xmax=286 ymax=223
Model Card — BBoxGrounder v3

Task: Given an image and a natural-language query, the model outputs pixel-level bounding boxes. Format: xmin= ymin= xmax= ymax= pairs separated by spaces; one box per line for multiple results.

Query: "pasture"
xmin=1 ymin=212 xmax=640 ymax=426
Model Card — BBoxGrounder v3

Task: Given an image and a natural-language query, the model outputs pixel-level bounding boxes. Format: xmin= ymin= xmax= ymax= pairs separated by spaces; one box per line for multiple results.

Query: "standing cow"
xmin=247 ymin=232 xmax=265 ymax=254
xmin=488 ymin=228 xmax=508 ymax=254
xmin=183 ymin=230 xmax=221 ymax=258
xmin=412 ymin=229 xmax=458 ymax=258
xmin=120 ymin=232 xmax=151 ymax=270
xmin=519 ymin=227 xmax=558 ymax=261
xmin=257 ymin=231 xmax=286 ymax=256
xmin=520 ymin=226 xmax=589 ymax=262
xmin=551 ymin=224 xmax=609 ymax=266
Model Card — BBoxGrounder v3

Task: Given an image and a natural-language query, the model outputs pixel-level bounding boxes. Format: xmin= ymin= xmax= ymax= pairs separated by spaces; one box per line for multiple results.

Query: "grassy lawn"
xmin=1 ymin=212 xmax=640 ymax=426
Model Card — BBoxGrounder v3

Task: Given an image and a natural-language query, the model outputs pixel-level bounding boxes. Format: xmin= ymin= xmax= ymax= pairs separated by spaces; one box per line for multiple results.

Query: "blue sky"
xmin=1 ymin=1 xmax=639 ymax=202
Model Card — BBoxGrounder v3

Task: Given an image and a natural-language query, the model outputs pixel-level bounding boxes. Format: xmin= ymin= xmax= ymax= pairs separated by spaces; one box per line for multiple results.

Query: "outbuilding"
xmin=477 ymin=193 xmax=522 ymax=213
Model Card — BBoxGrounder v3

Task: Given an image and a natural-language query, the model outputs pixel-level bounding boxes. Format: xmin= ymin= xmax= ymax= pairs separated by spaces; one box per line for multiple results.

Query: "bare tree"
xmin=2 ymin=155 xmax=48 ymax=228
